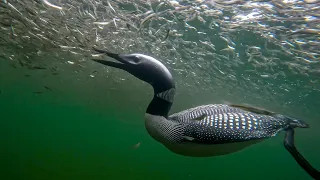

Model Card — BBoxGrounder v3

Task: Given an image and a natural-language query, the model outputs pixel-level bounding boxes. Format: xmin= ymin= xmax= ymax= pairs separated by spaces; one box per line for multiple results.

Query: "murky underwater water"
xmin=1 ymin=0 xmax=320 ymax=179
xmin=1 ymin=56 xmax=319 ymax=180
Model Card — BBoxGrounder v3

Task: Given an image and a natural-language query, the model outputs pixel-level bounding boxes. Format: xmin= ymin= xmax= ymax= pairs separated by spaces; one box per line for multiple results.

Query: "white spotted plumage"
xmin=147 ymin=104 xmax=294 ymax=144
xmin=144 ymin=104 xmax=297 ymax=157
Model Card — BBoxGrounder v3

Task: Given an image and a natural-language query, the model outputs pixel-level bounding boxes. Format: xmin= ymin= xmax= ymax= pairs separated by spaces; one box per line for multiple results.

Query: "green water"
xmin=1 ymin=60 xmax=318 ymax=180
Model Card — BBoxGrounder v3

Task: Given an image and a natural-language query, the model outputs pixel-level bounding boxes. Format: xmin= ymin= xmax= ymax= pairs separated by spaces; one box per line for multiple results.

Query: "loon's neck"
xmin=146 ymin=88 xmax=176 ymax=118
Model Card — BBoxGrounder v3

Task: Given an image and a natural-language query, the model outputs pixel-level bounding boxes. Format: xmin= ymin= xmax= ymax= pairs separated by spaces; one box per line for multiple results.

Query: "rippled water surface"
xmin=1 ymin=0 xmax=319 ymax=180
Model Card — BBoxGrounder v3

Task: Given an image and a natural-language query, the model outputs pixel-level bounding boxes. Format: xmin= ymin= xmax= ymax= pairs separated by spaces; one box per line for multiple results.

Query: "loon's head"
xmin=92 ymin=47 xmax=175 ymax=93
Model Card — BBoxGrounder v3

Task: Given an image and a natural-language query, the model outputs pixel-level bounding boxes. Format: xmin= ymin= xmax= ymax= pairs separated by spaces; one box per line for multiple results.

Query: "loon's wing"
xmin=169 ymin=104 xmax=308 ymax=144
xmin=169 ymin=104 xmax=289 ymax=144
xmin=182 ymin=112 xmax=280 ymax=144
xmin=228 ymin=104 xmax=276 ymax=116
xmin=169 ymin=103 xmax=278 ymax=124
xmin=169 ymin=104 xmax=248 ymax=123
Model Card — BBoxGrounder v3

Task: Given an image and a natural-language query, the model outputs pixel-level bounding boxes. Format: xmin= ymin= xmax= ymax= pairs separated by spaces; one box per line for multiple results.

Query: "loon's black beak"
xmin=91 ymin=47 xmax=127 ymax=70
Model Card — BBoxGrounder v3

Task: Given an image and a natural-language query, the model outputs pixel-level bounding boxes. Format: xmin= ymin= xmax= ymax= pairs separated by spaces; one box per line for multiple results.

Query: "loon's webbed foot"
xmin=284 ymin=128 xmax=319 ymax=180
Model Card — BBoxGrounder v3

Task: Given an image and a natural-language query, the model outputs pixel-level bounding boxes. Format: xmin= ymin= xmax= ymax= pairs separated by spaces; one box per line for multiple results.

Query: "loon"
xmin=92 ymin=47 xmax=319 ymax=179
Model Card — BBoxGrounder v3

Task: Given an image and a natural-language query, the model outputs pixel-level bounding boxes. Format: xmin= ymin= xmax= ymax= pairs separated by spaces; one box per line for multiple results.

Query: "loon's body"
xmin=91 ymin=47 xmax=319 ymax=179
xmin=145 ymin=103 xmax=304 ymax=157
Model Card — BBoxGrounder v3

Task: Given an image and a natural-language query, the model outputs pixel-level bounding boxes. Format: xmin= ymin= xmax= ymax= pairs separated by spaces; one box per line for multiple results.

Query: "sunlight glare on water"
xmin=1 ymin=1 xmax=319 ymax=95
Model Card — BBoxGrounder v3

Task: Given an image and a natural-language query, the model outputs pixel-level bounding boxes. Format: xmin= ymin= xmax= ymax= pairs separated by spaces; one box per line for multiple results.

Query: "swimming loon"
xmin=92 ymin=47 xmax=319 ymax=179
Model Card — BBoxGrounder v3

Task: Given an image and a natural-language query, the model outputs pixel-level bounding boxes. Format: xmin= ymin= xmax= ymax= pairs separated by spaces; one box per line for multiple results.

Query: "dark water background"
xmin=1 ymin=51 xmax=319 ymax=180
xmin=1 ymin=0 xmax=320 ymax=179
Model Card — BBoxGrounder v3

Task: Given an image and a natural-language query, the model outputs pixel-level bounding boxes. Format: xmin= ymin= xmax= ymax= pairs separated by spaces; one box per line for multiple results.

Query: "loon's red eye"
xmin=132 ymin=56 xmax=140 ymax=63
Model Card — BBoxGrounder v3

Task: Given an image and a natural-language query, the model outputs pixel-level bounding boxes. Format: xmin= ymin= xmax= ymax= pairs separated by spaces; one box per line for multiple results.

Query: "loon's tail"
xmin=229 ymin=104 xmax=310 ymax=129
xmin=288 ymin=118 xmax=309 ymax=128
xmin=227 ymin=104 xmax=310 ymax=129
xmin=273 ymin=114 xmax=310 ymax=129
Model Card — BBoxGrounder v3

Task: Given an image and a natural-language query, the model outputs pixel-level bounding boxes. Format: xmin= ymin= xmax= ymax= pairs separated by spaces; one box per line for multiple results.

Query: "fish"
xmin=44 ymin=86 xmax=52 ymax=91
xmin=131 ymin=142 xmax=141 ymax=149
